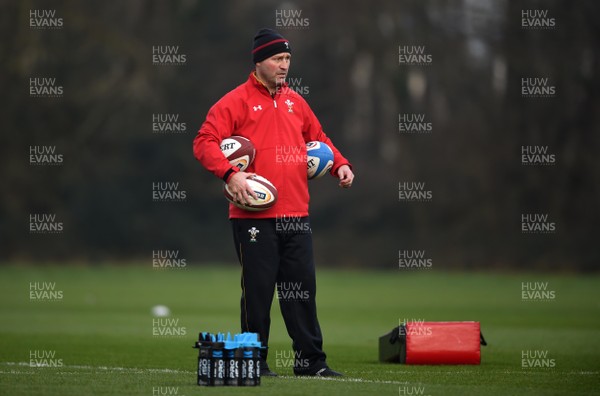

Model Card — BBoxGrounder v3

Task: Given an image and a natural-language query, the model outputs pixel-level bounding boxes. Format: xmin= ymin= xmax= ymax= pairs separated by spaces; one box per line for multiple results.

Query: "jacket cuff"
xmin=222 ymin=167 xmax=239 ymax=183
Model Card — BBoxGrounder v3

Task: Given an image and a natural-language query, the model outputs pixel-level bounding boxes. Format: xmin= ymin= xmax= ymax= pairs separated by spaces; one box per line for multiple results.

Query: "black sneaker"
xmin=260 ymin=361 xmax=278 ymax=377
xmin=311 ymin=367 xmax=343 ymax=377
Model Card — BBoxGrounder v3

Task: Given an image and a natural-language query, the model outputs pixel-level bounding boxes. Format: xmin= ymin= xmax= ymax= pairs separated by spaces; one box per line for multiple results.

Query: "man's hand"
xmin=337 ymin=165 xmax=354 ymax=188
xmin=227 ymin=172 xmax=258 ymax=205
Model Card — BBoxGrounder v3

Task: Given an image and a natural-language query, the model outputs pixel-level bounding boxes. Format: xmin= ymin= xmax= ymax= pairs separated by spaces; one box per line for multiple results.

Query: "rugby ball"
xmin=306 ymin=141 xmax=334 ymax=179
xmin=220 ymin=136 xmax=255 ymax=171
xmin=151 ymin=305 xmax=170 ymax=317
xmin=224 ymin=175 xmax=278 ymax=211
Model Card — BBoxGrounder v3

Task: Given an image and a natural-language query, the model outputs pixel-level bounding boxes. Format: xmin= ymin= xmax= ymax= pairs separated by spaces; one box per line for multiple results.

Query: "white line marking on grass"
xmin=279 ymin=375 xmax=409 ymax=385
xmin=1 ymin=362 xmax=193 ymax=375
xmin=2 ymin=362 xmax=409 ymax=384
xmin=0 ymin=370 xmax=35 ymax=375
xmin=379 ymin=369 xmax=600 ymax=376
xmin=3 ymin=362 xmax=597 ymax=384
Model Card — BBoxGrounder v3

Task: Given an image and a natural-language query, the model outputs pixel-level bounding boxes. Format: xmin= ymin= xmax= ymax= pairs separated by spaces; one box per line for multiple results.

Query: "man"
xmin=193 ymin=28 xmax=354 ymax=377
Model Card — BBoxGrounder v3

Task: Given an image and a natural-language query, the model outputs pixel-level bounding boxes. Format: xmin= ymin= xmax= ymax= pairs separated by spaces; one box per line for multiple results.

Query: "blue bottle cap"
xmin=224 ymin=338 xmax=239 ymax=350
xmin=235 ymin=332 xmax=261 ymax=348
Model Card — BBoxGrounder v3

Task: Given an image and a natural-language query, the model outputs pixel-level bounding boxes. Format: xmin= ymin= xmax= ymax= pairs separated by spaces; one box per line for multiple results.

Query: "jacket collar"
xmin=248 ymin=71 xmax=288 ymax=97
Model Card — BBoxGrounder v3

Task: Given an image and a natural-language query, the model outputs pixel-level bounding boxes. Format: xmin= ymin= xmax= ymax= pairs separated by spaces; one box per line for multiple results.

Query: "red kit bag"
xmin=379 ymin=321 xmax=486 ymax=364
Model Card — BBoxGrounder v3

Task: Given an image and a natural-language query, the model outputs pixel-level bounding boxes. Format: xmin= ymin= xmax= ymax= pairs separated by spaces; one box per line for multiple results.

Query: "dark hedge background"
xmin=1 ymin=0 xmax=598 ymax=270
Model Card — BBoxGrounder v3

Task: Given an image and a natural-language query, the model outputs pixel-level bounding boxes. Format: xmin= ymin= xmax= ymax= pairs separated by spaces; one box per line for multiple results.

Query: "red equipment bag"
xmin=379 ymin=321 xmax=487 ymax=365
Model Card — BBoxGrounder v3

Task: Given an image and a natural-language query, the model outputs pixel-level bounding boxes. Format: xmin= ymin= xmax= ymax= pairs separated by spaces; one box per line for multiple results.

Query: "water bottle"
xmin=194 ymin=332 xmax=212 ymax=386
xmin=211 ymin=338 xmax=226 ymax=386
xmin=224 ymin=333 xmax=240 ymax=386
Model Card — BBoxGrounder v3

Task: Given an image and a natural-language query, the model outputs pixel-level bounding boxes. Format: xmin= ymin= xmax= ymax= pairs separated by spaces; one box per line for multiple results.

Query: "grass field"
xmin=0 ymin=265 xmax=598 ymax=396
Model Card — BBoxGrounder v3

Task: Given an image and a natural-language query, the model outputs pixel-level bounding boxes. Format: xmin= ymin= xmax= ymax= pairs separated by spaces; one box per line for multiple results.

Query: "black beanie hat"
xmin=252 ymin=28 xmax=291 ymax=64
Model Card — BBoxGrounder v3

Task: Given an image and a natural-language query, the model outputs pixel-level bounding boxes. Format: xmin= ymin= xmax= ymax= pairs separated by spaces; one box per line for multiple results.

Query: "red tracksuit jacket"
xmin=193 ymin=72 xmax=351 ymax=219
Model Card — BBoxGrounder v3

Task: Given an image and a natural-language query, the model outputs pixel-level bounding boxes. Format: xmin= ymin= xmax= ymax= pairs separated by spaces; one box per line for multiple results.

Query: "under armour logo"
xmin=284 ymin=42 xmax=289 ymax=49
xmin=253 ymin=105 xmax=262 ymax=112
xmin=248 ymin=227 xmax=260 ymax=242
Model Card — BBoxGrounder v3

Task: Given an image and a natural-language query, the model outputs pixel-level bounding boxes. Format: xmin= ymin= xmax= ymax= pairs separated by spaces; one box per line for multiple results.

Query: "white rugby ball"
xmin=223 ymin=175 xmax=278 ymax=211
xmin=306 ymin=141 xmax=334 ymax=179
xmin=220 ymin=136 xmax=256 ymax=172
xmin=151 ymin=305 xmax=170 ymax=317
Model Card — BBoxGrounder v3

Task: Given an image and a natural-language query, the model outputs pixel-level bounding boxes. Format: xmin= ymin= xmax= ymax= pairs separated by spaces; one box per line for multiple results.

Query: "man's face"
xmin=256 ymin=52 xmax=291 ymax=89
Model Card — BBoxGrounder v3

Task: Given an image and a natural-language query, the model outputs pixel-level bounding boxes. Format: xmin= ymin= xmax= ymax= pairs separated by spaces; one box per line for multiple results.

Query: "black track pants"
xmin=231 ymin=217 xmax=327 ymax=374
